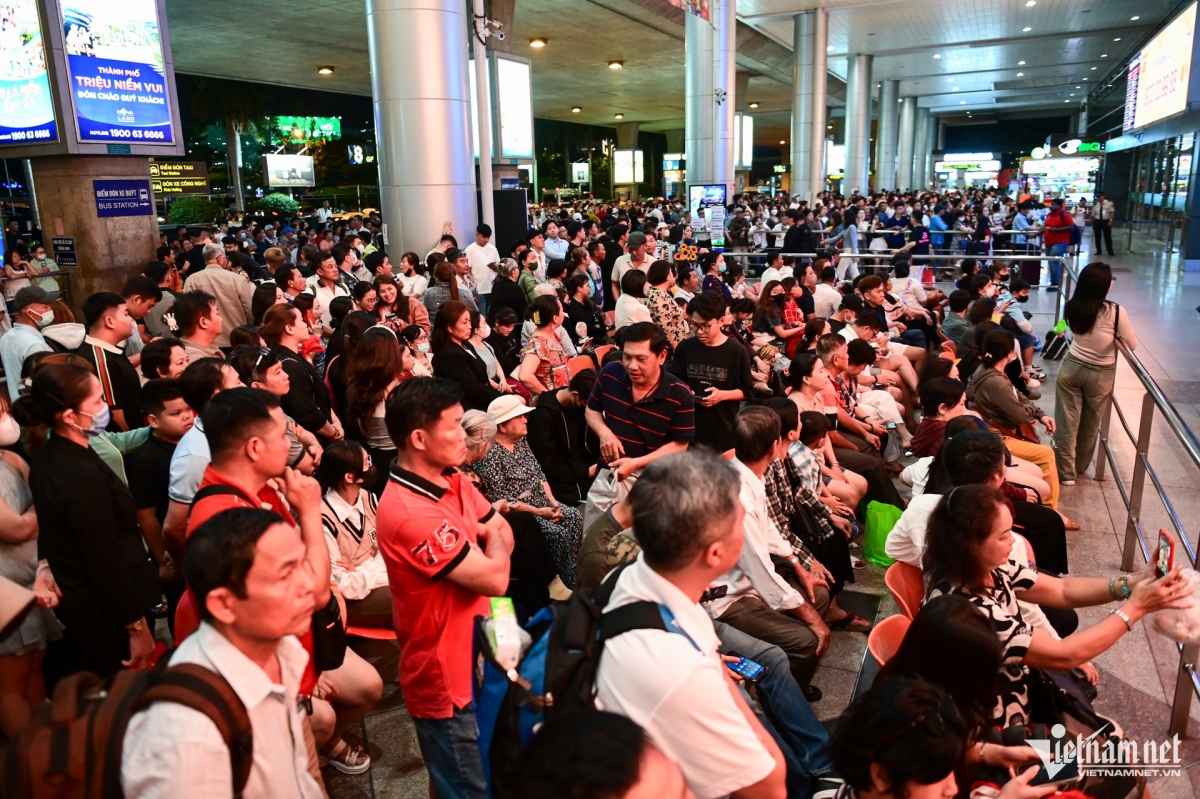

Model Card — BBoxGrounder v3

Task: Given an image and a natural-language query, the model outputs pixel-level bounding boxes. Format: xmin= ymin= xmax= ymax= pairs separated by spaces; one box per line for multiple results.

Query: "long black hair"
xmin=877 ymin=595 xmax=1004 ymax=741
xmin=922 ymin=484 xmax=1009 ymax=593
xmin=923 ymin=416 xmax=994 ymax=495
xmin=1063 ymin=261 xmax=1113 ymax=336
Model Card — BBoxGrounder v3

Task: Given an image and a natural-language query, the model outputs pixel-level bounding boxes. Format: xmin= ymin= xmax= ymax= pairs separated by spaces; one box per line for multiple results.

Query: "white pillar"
xmin=924 ymin=112 xmax=937 ymax=187
xmin=1078 ymin=105 xmax=1089 ymax=136
xmin=896 ymin=96 xmax=916 ymax=190
xmin=790 ymin=12 xmax=815 ymax=201
xmin=685 ymin=12 xmax=715 ymax=186
xmin=874 ymin=80 xmax=899 ymax=191
xmin=472 ymin=0 xmax=494 ymax=230
xmin=842 ymin=54 xmax=872 ymax=195
xmin=367 ymin=0 xmax=477 ymax=252
xmin=809 ymin=10 xmax=827 ymax=199
xmin=713 ymin=0 xmax=736 ymax=192
xmin=912 ymin=106 xmax=930 ymax=190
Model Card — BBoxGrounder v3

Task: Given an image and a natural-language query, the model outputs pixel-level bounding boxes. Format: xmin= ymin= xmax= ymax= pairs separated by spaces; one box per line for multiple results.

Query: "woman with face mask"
xmin=0 ymin=393 xmax=64 ymax=738
xmin=17 ymin=362 xmax=160 ymax=686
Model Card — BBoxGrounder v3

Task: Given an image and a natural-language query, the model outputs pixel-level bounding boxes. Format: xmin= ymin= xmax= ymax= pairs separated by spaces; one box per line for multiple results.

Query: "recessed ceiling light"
xmin=779 ymin=140 xmax=786 ymax=145
xmin=827 ymin=46 xmax=833 ymax=51
xmin=529 ymin=38 xmax=547 ymax=48
xmin=1091 ymin=66 xmax=1097 ymax=70
xmin=614 ymin=113 xmax=624 ymax=119
xmin=1026 ymin=0 xmax=1036 ymax=5
xmin=1114 ymin=38 xmax=1121 ymax=41
xmin=1101 ymin=54 xmax=1108 ymax=57
xmin=749 ymin=102 xmax=759 ymax=108
xmin=1070 ymin=93 xmax=1075 ymax=96
xmin=948 ymin=77 xmax=954 ymax=81
xmin=1018 ymin=60 xmax=1026 ymax=65
xmin=933 ymin=54 xmax=941 ymax=59
xmin=960 ymin=100 xmax=966 ymax=104
xmin=571 ymin=107 xmax=581 ymax=113
xmin=1082 ymin=77 xmax=1088 ymax=80
xmin=1065 ymin=100 xmax=1070 ymax=103
xmin=317 ymin=66 xmax=334 ymax=75
xmin=1023 ymin=26 xmax=1032 ymax=32
xmin=608 ymin=61 xmax=623 ymax=70
xmin=1017 ymin=72 xmax=1024 ymax=76
xmin=953 ymin=87 xmax=959 ymax=91
xmin=1131 ymin=15 xmax=1140 ymax=20
xmin=1075 ymin=86 xmax=1081 ymax=89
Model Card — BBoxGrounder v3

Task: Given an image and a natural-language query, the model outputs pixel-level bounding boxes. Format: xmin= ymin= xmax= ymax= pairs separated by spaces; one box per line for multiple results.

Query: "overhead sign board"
xmin=262 ymin=154 xmax=315 ymax=188
xmin=0 ymin=0 xmax=59 ymax=146
xmin=60 ymin=0 xmax=176 ymax=144
xmin=614 ymin=150 xmax=644 ymax=184
xmin=935 ymin=160 xmax=1001 ymax=171
xmin=149 ymin=161 xmax=209 ymax=194
xmin=941 ymin=152 xmax=994 ymax=161
xmin=275 ymin=115 xmax=341 ymax=141
xmin=496 ymin=55 xmax=533 ymax=159
xmin=94 ymin=178 xmax=153 ymax=217
xmin=1020 ymin=157 xmax=1101 ymax=176
xmin=571 ymin=162 xmax=590 ymax=183
xmin=1134 ymin=2 xmax=1196 ymax=129
xmin=1124 ymin=55 xmax=1141 ymax=131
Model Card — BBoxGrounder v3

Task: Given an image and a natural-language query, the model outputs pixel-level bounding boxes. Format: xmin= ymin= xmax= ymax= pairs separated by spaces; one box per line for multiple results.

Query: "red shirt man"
xmin=1042 ymin=201 xmax=1075 ymax=247
xmin=374 ymin=377 xmax=513 ymax=797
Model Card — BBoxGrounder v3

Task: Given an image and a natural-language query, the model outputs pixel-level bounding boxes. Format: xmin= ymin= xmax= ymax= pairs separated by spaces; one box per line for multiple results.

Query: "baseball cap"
xmin=487 ymin=395 xmax=535 ymax=425
xmin=627 ymin=231 xmax=648 ymax=249
xmin=13 ymin=285 xmax=61 ymax=311
xmin=282 ymin=226 xmax=295 ymax=233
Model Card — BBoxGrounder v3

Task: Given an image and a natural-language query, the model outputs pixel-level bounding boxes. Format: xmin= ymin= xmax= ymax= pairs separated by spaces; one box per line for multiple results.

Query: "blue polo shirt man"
xmin=585 ymin=322 xmax=695 ymax=483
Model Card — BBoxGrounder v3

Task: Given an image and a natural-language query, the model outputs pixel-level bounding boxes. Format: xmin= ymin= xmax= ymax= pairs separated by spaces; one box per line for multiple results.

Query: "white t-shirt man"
xmin=464 ymin=240 xmax=500 ymax=296
xmin=595 ymin=555 xmax=777 ymax=799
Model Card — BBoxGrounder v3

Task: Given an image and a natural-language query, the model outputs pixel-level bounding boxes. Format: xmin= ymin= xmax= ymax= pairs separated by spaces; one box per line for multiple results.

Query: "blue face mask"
xmin=718 ymin=263 xmax=726 ymax=273
xmin=74 ymin=404 xmax=110 ymax=437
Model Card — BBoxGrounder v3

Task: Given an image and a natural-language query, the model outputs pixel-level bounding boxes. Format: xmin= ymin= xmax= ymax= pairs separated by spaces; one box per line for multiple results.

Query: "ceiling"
xmin=163 ymin=0 xmax=1181 ymax=149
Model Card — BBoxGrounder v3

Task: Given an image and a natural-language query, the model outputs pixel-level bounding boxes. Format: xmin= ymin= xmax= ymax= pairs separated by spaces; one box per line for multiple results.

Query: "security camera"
xmin=489 ymin=19 xmax=503 ymax=28
xmin=493 ymin=30 xmax=505 ymax=40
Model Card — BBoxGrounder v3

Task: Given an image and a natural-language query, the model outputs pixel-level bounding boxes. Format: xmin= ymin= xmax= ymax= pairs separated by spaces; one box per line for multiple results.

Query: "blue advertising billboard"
xmin=0 ymin=0 xmax=59 ymax=145
xmin=60 ymin=0 xmax=174 ymax=144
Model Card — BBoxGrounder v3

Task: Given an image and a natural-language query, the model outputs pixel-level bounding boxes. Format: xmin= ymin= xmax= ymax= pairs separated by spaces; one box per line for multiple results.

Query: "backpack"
xmin=472 ymin=564 xmax=698 ymax=798
xmin=2 ymin=655 xmax=252 ymax=799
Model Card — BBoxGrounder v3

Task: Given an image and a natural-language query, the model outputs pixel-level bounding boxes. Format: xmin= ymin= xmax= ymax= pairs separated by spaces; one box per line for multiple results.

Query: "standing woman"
xmin=0 ymin=393 xmax=62 ymax=737
xmin=397 ymin=252 xmax=428 ymax=300
xmin=1054 ymin=263 xmax=1136 ymax=485
xmin=261 ymin=303 xmax=344 ymax=441
xmin=823 ymin=207 xmax=862 ymax=280
xmin=519 ymin=295 xmax=572 ymax=399
xmin=489 ymin=258 xmax=529 ymax=322
xmin=2 ymin=250 xmax=37 ymax=314
xmin=20 ymin=363 xmax=159 ymax=684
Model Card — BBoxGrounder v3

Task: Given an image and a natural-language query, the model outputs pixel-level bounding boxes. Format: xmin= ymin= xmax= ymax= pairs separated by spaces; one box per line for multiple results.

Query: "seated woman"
xmin=787 ymin=352 xmax=868 ymax=509
xmin=398 ymin=324 xmax=434 ymax=377
xmin=752 ymin=280 xmax=804 ymax=350
xmin=345 ymin=327 xmax=414 ymax=493
xmin=613 ymin=270 xmax=651 ymax=331
xmin=565 ymin=272 xmax=608 ymax=347
xmin=315 ymin=441 xmax=392 ymax=629
xmin=966 ymin=329 xmax=1061 ymax=510
xmin=373 ymin=273 xmax=429 ymax=333
xmin=519 ymin=295 xmax=573 ymax=399
xmin=831 ymin=676 xmax=1047 ymax=799
xmin=923 ymin=484 xmax=1189 ymax=729
xmin=470 ymin=395 xmax=585 ymax=590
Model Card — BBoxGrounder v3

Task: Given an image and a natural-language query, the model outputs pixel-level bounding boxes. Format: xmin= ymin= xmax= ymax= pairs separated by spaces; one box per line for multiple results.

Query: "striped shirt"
xmin=587 ymin=362 xmax=695 ymax=463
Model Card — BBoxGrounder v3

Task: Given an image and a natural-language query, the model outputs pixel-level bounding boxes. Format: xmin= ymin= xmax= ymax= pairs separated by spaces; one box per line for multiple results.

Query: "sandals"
xmin=828 ymin=613 xmax=873 ymax=632
xmin=1063 ymin=517 xmax=1081 ymax=531
xmin=321 ymin=740 xmax=372 ymax=775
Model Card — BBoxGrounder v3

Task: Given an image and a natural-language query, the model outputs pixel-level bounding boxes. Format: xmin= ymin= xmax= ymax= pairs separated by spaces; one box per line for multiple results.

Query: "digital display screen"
xmin=1133 ymin=2 xmax=1196 ymax=129
xmin=262 ymin=154 xmax=315 ymax=187
xmin=614 ymin=150 xmax=644 ymax=184
xmin=496 ymin=56 xmax=533 ymax=159
xmin=60 ymin=0 xmax=175 ymax=144
xmin=689 ymin=183 xmax=726 ymax=215
xmin=0 ymin=0 xmax=58 ymax=145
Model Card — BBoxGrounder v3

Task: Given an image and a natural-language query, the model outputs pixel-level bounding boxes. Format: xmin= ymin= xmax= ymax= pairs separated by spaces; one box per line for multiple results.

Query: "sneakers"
xmin=813 ymin=776 xmax=847 ymax=799
xmin=1029 ymin=367 xmax=1047 ymax=381
xmin=1026 ymin=378 xmax=1041 ymax=389
xmin=1062 ymin=480 xmax=1076 ymax=486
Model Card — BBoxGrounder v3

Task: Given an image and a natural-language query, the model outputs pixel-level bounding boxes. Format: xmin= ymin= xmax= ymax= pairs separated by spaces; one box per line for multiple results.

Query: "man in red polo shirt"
xmin=375 ymin=377 xmax=514 ymax=799
xmin=1042 ymin=197 xmax=1075 ymax=290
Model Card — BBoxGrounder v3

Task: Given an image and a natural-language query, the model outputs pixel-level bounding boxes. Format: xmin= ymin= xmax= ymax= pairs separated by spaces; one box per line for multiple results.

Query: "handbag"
xmin=310 ymin=593 xmax=348 ymax=672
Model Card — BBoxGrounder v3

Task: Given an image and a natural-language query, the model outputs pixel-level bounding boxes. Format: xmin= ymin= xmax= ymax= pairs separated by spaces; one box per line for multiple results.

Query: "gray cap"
xmin=13 ymin=285 xmax=61 ymax=311
xmin=628 ymin=231 xmax=648 ymax=249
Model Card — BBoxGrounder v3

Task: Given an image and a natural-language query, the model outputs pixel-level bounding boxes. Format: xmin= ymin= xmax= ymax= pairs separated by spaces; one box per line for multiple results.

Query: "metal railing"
xmin=1051 ymin=260 xmax=1200 ymax=736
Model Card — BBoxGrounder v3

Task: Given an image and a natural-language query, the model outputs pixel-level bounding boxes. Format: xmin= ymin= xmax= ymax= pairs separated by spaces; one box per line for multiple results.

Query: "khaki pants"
xmin=1053 ymin=356 xmax=1117 ymax=483
xmin=1001 ymin=436 xmax=1060 ymax=509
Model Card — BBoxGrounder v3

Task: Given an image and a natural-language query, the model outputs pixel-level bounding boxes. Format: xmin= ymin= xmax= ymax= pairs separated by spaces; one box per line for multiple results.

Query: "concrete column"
xmin=685 ymin=12 xmax=714 ymax=186
xmin=790 ymin=12 xmax=815 ymax=200
xmin=712 ymin=0 xmax=736 ymax=192
xmin=31 ymin=156 xmax=157 ymax=303
xmin=1078 ymin=106 xmax=1089 ymax=136
xmin=664 ymin=129 xmax=685 ymax=153
xmin=842 ymin=54 xmax=872 ymax=195
xmin=616 ymin=123 xmax=641 ymax=151
xmin=925 ymin=113 xmax=937 ymax=187
xmin=896 ymin=97 xmax=916 ymax=190
xmin=366 ymin=0 xmax=476 ymax=254
xmin=912 ymin=107 xmax=930 ymax=190
xmin=874 ymin=79 xmax=899 ymax=191
xmin=937 ymin=121 xmax=946 ymax=151
xmin=809 ymin=10 xmax=827 ymax=199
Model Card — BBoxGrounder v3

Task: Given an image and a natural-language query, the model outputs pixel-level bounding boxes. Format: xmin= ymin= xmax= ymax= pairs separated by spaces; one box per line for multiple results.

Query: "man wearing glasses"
xmin=669 ymin=291 xmax=755 ymax=453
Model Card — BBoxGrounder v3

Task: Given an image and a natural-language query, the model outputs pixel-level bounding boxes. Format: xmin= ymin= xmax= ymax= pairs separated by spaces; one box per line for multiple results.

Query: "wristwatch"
xmin=128 ymin=618 xmax=144 ymax=633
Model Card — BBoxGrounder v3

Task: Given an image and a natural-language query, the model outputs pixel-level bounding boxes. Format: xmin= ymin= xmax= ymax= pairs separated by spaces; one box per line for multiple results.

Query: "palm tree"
xmin=187 ymin=78 xmax=271 ymax=213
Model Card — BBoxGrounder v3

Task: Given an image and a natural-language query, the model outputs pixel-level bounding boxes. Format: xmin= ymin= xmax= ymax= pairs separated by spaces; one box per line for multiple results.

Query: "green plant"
xmin=167 ymin=197 xmax=223 ymax=225
xmin=251 ymin=193 xmax=301 ymax=217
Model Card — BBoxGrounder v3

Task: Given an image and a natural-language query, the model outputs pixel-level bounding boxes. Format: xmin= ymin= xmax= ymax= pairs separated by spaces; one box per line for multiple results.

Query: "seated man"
xmin=595 ymin=449 xmax=837 ymax=799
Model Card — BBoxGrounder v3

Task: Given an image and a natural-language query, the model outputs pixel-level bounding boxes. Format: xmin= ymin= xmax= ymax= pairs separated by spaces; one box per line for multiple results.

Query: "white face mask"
xmin=479 ymin=320 xmax=491 ymax=339
xmin=0 ymin=413 xmax=19 ymax=447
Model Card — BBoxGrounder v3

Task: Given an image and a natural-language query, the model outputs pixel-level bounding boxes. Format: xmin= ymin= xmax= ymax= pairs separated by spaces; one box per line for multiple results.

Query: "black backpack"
xmin=472 ymin=564 xmax=697 ymax=797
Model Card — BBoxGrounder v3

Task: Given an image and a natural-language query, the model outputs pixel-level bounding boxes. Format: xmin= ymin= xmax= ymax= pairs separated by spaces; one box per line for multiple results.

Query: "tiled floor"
xmin=327 ymin=226 xmax=1200 ymax=798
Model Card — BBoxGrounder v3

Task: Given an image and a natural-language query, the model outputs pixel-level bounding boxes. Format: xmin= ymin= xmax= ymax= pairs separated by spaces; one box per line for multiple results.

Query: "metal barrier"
xmin=1051 ymin=260 xmax=1200 ymax=736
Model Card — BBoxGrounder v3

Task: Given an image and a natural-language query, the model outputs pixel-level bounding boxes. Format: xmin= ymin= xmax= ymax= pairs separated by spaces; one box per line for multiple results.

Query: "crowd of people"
xmin=0 ymin=184 xmax=1178 ymax=799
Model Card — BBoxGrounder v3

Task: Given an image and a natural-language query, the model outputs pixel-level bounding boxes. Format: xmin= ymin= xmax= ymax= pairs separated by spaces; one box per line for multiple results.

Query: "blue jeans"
xmin=715 ymin=621 xmax=833 ymax=792
xmin=411 ymin=704 xmax=488 ymax=799
xmin=1046 ymin=243 xmax=1068 ymax=286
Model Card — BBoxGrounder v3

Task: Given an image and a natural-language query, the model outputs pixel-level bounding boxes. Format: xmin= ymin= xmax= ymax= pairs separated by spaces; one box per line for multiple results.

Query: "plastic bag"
xmin=863 ymin=501 xmax=903 ymax=567
xmin=1149 ymin=568 xmax=1200 ymax=643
